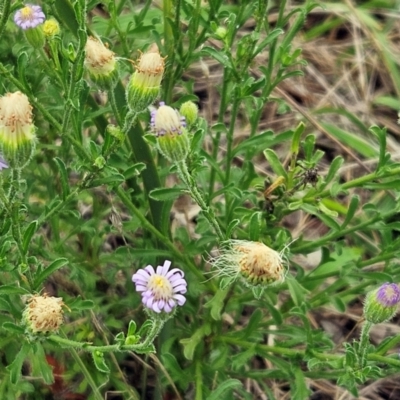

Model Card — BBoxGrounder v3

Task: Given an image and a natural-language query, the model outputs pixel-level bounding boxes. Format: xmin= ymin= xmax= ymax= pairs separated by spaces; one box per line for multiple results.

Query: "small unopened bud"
xmin=211 ymin=240 xmax=285 ymax=288
xmin=85 ymin=37 xmax=119 ymax=89
xmin=23 ymin=294 xmax=65 ymax=335
xmin=179 ymin=101 xmax=198 ymax=128
xmin=364 ymin=283 xmax=400 ymax=324
xmin=42 ymin=18 xmax=60 ymax=38
xmin=151 ymin=103 xmax=190 ymax=163
xmin=0 ymin=91 xmax=36 ymax=169
xmin=215 ymin=27 xmax=227 ymax=40
xmin=126 ymin=50 xmax=165 ymax=113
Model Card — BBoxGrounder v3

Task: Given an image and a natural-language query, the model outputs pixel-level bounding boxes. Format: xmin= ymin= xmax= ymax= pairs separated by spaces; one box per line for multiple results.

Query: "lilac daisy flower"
xmin=376 ymin=283 xmax=400 ymax=307
xmin=14 ymin=4 xmax=45 ymax=30
xmin=132 ymin=260 xmax=187 ymax=313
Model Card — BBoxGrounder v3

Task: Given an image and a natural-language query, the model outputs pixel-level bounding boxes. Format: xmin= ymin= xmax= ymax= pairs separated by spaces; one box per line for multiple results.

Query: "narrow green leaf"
xmin=31 ymin=343 xmax=54 ymax=384
xmin=149 ymin=187 xmax=184 ymax=201
xmin=92 ymin=351 xmax=110 ymax=373
xmin=34 ymin=258 xmax=68 ymax=290
xmin=264 ymin=149 xmax=288 ymax=179
xmin=22 ymin=220 xmax=38 ymax=255
xmin=226 ymin=219 xmax=240 ymax=238
xmin=207 ymin=379 xmax=242 ymax=400
xmin=0 ymin=285 xmax=30 ymax=295
xmin=204 ymin=288 xmax=229 ymax=321
xmin=7 ymin=342 xmax=31 ymax=384
xmin=201 ymin=46 xmax=233 ymax=69
xmin=53 ymin=157 xmax=70 ymax=200
xmin=323 ymin=156 xmax=344 ymax=187
xmin=2 ymin=322 xmax=24 ymax=334
xmin=88 ymin=173 xmax=125 ymax=188
xmin=286 ymin=276 xmax=308 ymax=306
xmin=290 ymin=122 xmax=305 ymax=155
xmin=249 ymin=212 xmax=261 ymax=241
xmin=341 ymin=195 xmax=360 ymax=229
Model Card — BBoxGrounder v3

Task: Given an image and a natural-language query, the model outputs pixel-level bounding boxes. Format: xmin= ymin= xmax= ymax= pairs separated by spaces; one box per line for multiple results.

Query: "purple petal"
xmin=174 ymin=294 xmax=186 ymax=306
xmin=173 ymin=285 xmax=187 ymax=294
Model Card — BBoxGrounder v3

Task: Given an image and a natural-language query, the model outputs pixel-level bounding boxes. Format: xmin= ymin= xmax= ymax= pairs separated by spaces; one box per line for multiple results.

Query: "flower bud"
xmin=42 ymin=18 xmax=60 ymax=38
xmin=179 ymin=101 xmax=198 ymax=128
xmin=211 ymin=240 xmax=285 ymax=288
xmin=126 ymin=50 xmax=165 ymax=113
xmin=0 ymin=92 xmax=36 ymax=169
xmin=215 ymin=27 xmax=227 ymax=40
xmin=23 ymin=294 xmax=65 ymax=335
xmin=363 ymin=283 xmax=400 ymax=324
xmin=151 ymin=103 xmax=190 ymax=163
xmin=84 ymin=37 xmax=119 ymax=89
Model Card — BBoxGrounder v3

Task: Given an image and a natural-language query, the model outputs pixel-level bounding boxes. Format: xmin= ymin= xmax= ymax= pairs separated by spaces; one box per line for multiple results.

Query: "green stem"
xmin=114 ymin=185 xmax=214 ymax=289
xmin=162 ymin=0 xmax=176 ymax=103
xmin=358 ymin=321 xmax=373 ymax=369
xmin=68 ymin=346 xmax=103 ymax=400
xmin=177 ymin=160 xmax=225 ymax=241
xmin=293 ymin=208 xmax=397 ymax=253
xmin=195 ymin=361 xmax=203 ymax=400
xmin=108 ymin=86 xmax=123 ymax=127
xmin=49 ymin=319 xmax=164 ymax=353
xmin=0 ymin=0 xmax=11 ymax=42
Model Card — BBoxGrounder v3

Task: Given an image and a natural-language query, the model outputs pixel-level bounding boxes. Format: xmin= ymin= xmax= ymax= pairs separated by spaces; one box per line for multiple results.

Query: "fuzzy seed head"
xmin=211 ymin=240 xmax=286 ymax=288
xmin=85 ymin=37 xmax=116 ymax=75
xmin=23 ymin=294 xmax=65 ymax=334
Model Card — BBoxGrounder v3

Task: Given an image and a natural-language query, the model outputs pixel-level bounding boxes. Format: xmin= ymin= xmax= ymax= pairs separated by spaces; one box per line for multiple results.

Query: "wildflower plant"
xmin=1 ymin=0 xmax=400 ymax=398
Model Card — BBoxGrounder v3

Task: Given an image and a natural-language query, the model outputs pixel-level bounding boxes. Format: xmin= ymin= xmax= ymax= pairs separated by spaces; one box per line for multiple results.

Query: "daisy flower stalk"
xmin=150 ymin=102 xmax=225 ymax=241
xmin=358 ymin=283 xmax=400 ymax=369
xmin=14 ymin=4 xmax=45 ymax=48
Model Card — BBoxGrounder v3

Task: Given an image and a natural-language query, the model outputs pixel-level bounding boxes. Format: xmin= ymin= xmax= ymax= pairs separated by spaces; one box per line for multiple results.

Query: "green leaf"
xmin=341 ymin=195 xmax=360 ymax=229
xmin=127 ymin=320 xmax=137 ymax=336
xmin=149 ymin=187 xmax=185 ymax=201
xmin=88 ymin=173 xmax=125 ymax=188
xmin=204 ymin=288 xmax=229 ymax=321
xmin=369 ymin=126 xmax=388 ymax=170
xmin=201 ymin=46 xmax=233 ymax=69
xmin=180 ymin=324 xmax=211 ymax=360
xmin=264 ymin=149 xmax=288 ymax=179
xmin=290 ymin=122 xmax=305 ymax=156
xmin=7 ymin=342 xmax=31 ymax=384
xmin=226 ymin=219 xmax=240 ymax=238
xmin=321 ymin=123 xmax=377 ymax=158
xmin=323 ymin=156 xmax=344 ymax=187
xmin=22 ymin=220 xmax=38 ymax=255
xmin=34 ymin=258 xmax=68 ymax=290
xmin=31 ymin=343 xmax=54 ymax=384
xmin=123 ymin=163 xmax=146 ymax=180
xmin=207 ymin=379 xmax=242 ymax=400
xmin=248 ymin=212 xmax=261 ymax=241
xmin=0 ymin=285 xmax=30 ymax=295
xmin=286 ymin=276 xmax=309 ymax=306
xmin=291 ymin=367 xmax=311 ymax=400
xmin=92 ymin=351 xmax=110 ymax=373
xmin=53 ymin=157 xmax=70 ymax=200
xmin=2 ymin=322 xmax=24 ymax=334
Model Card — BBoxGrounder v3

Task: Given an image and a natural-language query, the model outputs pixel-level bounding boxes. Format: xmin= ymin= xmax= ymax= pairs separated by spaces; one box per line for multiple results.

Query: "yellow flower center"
xmin=21 ymin=6 xmax=33 ymax=19
xmin=148 ymin=275 xmax=173 ymax=300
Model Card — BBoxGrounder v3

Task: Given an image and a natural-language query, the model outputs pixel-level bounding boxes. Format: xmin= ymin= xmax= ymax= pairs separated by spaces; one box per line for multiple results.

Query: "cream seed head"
xmin=211 ymin=240 xmax=286 ymax=288
xmin=23 ymin=294 xmax=65 ymax=335
xmin=126 ymin=50 xmax=165 ymax=113
xmin=0 ymin=91 xmax=36 ymax=169
xmin=84 ymin=37 xmax=119 ymax=88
